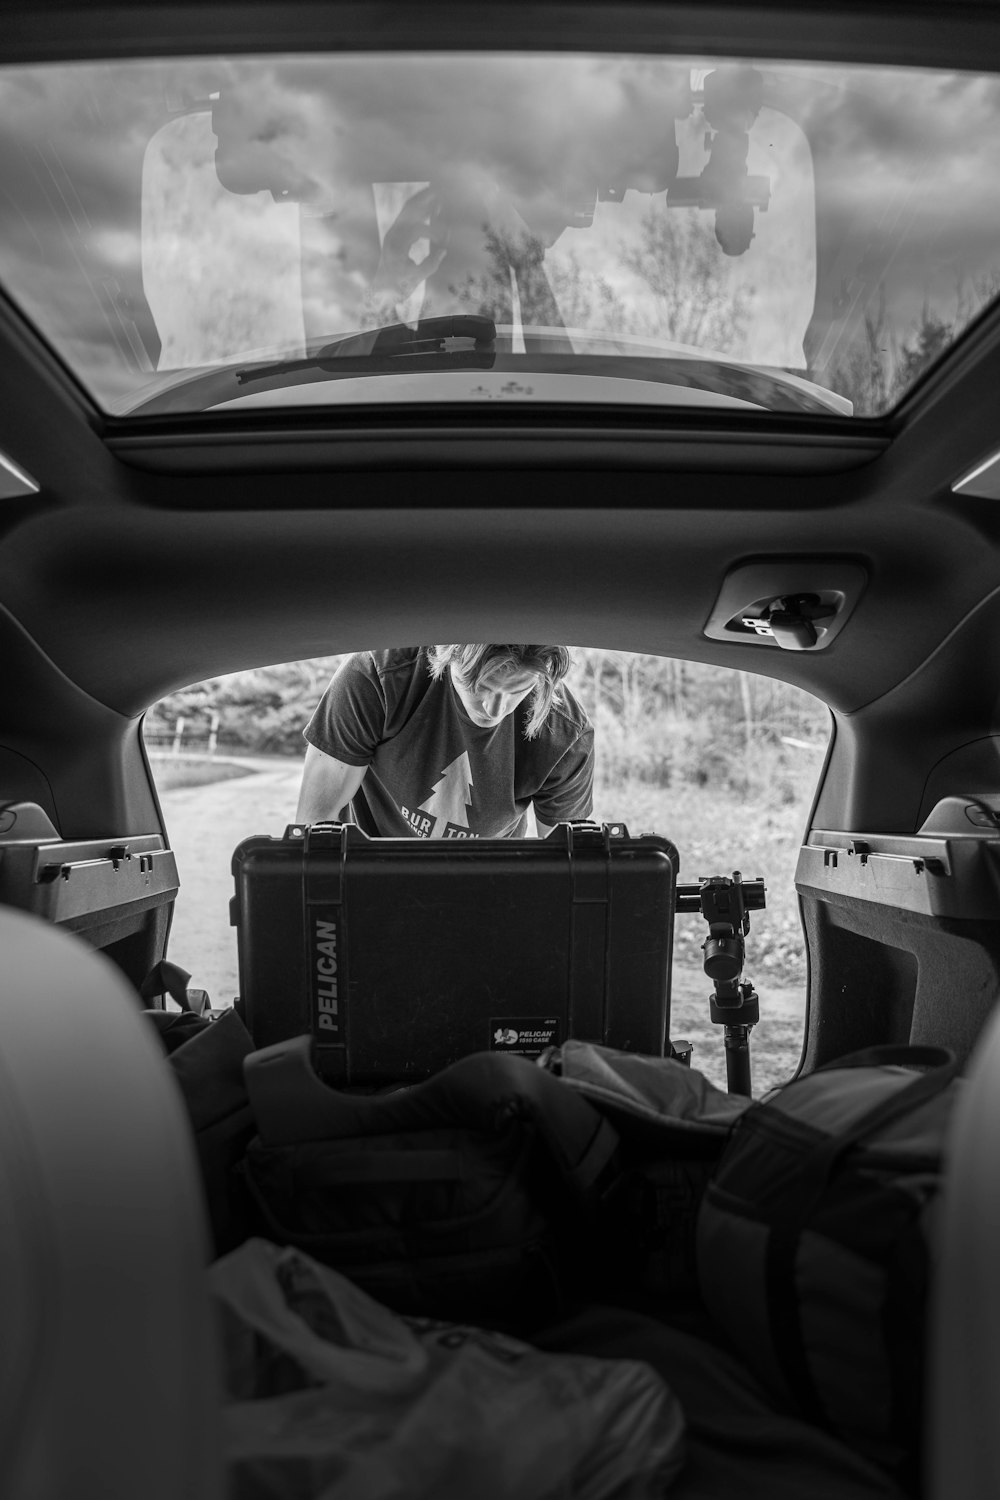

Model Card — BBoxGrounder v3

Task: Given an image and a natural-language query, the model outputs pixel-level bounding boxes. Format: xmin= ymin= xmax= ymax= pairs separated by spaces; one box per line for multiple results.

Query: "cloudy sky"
xmin=0 ymin=52 xmax=998 ymax=410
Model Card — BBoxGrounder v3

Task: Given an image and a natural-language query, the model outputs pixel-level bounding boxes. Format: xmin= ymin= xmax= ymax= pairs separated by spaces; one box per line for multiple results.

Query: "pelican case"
xmin=230 ymin=820 xmax=679 ymax=1086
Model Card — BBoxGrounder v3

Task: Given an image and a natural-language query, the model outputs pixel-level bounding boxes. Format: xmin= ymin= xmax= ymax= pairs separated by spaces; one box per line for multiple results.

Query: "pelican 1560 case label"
xmin=230 ymin=821 xmax=678 ymax=1086
xmin=490 ymin=1017 xmax=561 ymax=1058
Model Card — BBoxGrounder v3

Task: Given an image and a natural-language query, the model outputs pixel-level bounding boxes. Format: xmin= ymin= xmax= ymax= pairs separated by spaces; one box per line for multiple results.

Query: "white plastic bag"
xmin=209 ymin=1238 xmax=686 ymax=1500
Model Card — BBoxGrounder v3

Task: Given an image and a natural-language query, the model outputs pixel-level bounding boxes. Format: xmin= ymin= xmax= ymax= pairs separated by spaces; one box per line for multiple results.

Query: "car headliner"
xmin=1 ymin=0 xmax=1000 ymax=843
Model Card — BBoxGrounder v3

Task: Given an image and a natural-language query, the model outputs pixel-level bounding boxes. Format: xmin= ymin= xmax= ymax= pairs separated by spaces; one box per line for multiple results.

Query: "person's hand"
xmin=369 ymin=186 xmax=449 ymax=316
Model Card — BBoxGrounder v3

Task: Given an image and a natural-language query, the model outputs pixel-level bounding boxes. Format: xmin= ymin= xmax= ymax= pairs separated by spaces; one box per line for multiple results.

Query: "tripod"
xmin=676 ymin=871 xmax=766 ymax=1097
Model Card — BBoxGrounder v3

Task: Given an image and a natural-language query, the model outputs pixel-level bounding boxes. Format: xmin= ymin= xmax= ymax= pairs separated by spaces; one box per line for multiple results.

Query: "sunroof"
xmin=0 ymin=53 xmax=998 ymax=418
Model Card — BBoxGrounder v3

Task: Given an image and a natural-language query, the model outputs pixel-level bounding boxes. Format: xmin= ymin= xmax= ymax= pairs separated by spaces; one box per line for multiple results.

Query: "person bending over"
xmin=295 ymin=644 xmax=594 ymax=838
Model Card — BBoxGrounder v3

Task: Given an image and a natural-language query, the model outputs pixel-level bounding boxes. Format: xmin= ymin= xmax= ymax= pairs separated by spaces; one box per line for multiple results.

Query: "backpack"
xmin=238 ymin=1036 xmax=620 ymax=1335
xmin=695 ymin=1044 xmax=961 ymax=1493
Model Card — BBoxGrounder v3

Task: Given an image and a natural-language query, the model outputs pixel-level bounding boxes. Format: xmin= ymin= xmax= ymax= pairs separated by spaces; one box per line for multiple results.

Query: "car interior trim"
xmin=953 ymin=450 xmax=1000 ymax=501
xmin=0 ymin=451 xmax=39 ymax=500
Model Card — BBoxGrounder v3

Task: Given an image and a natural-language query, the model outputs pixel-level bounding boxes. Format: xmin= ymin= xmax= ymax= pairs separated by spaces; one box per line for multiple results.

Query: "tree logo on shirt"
xmin=401 ymin=752 xmax=475 ymax=838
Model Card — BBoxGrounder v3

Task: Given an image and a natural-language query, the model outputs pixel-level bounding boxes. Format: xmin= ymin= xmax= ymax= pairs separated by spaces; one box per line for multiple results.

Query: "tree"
xmin=619 ymin=206 xmax=754 ymax=352
xmin=447 ymin=205 xmax=754 ymax=352
xmin=418 ymin=752 xmax=475 ymax=837
xmin=146 ymin=655 xmax=344 ymax=756
xmin=823 ymin=271 xmax=1000 ymax=415
xmin=894 ymin=307 xmax=953 ymax=392
xmin=448 ymin=226 xmax=632 ymax=331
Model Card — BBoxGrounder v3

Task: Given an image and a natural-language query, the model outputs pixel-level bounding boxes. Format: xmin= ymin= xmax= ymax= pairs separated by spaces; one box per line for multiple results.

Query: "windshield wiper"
xmin=235 ymin=314 xmax=497 ymax=385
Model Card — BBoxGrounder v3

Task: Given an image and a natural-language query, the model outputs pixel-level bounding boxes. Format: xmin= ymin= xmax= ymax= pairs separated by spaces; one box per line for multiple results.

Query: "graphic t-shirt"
xmin=303 ymin=648 xmax=595 ymax=838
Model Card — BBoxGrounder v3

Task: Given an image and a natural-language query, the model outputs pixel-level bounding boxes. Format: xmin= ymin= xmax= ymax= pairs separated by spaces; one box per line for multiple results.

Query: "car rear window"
xmin=1 ymin=52 xmax=998 ymax=417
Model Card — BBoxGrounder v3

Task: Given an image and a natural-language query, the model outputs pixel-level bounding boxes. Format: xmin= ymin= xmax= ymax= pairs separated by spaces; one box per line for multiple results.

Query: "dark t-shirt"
xmin=303 ymin=648 xmax=595 ymax=838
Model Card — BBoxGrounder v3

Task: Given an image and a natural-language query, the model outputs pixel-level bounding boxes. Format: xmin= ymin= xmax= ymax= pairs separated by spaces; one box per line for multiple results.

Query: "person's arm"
xmin=296 ymin=743 xmax=368 ymax=824
xmin=531 ymin=724 xmax=595 ymax=837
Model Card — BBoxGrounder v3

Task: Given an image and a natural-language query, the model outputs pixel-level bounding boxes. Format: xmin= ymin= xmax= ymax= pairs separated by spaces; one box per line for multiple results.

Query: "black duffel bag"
xmin=239 ymin=1036 xmax=620 ymax=1335
xmin=696 ymin=1044 xmax=961 ymax=1493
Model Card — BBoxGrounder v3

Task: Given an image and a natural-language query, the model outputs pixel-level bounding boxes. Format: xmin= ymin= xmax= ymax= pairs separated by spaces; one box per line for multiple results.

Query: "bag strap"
xmin=494 ymin=1062 xmax=620 ymax=1200
xmin=140 ymin=959 xmax=194 ymax=1011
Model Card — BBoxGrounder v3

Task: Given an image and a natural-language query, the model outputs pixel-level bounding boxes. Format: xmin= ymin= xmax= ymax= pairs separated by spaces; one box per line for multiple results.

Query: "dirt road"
xmin=160 ymin=763 xmax=805 ymax=1096
xmin=161 ymin=760 xmax=303 ymax=1008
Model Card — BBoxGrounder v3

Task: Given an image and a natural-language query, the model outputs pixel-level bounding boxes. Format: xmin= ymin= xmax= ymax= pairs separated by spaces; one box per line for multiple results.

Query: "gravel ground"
xmin=159 ymin=760 xmax=806 ymax=1098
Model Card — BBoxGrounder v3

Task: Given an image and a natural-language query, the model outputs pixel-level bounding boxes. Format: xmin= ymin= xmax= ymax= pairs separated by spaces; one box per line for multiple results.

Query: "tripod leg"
xmin=723 ymin=1024 xmax=753 ymax=1097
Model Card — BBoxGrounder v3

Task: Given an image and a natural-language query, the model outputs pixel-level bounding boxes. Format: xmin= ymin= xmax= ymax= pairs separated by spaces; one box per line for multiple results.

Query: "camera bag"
xmin=238 ymin=1036 xmax=620 ymax=1335
xmin=695 ymin=1044 xmax=961 ymax=1492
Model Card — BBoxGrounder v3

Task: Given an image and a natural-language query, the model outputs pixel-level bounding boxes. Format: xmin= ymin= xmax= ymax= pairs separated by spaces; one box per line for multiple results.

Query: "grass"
xmin=592 ymin=769 xmax=812 ymax=987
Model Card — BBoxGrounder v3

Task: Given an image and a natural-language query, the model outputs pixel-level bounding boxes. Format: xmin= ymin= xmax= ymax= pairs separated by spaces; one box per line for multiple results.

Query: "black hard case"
xmin=230 ymin=821 xmax=679 ymax=1085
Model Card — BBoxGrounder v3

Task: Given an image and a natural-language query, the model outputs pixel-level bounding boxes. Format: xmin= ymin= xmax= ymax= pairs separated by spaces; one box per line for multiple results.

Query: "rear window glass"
xmin=1 ymin=53 xmax=999 ymax=417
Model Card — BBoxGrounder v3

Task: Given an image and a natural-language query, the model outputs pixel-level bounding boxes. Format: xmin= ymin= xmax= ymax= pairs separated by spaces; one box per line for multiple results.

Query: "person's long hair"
xmin=425 ymin=644 xmax=572 ymax=738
